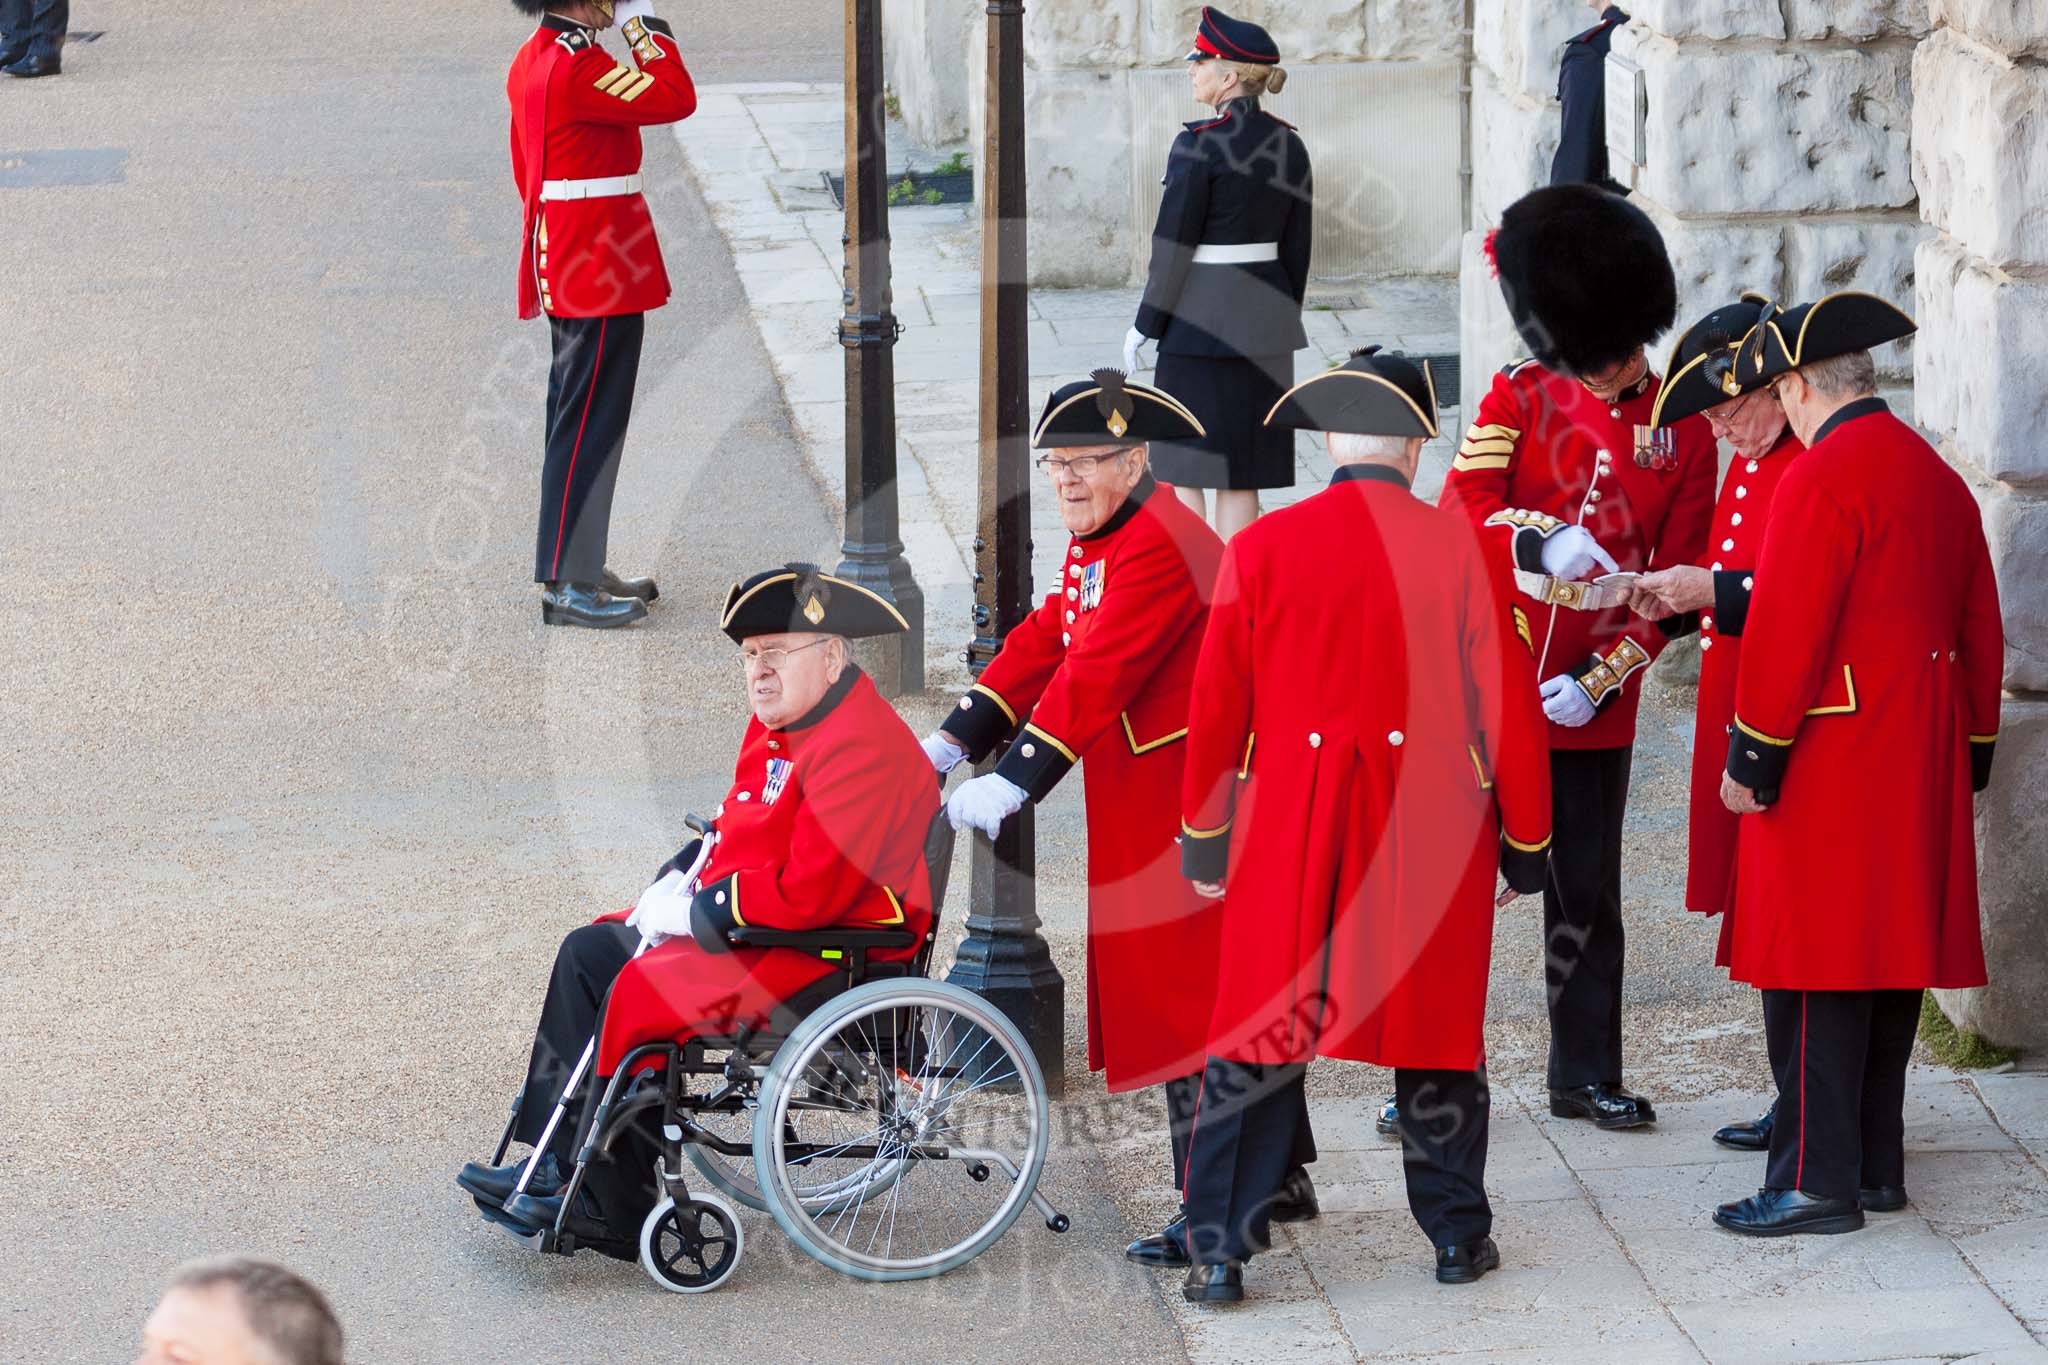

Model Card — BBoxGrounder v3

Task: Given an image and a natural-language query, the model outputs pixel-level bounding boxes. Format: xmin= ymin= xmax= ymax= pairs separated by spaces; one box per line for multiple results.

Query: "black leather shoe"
xmin=1267 ymin=1167 xmax=1319 ymax=1224
xmin=600 ymin=567 xmax=658 ymax=602
xmin=1713 ymin=1106 xmax=1775 ymax=1151
xmin=3 ymin=52 xmax=60 ymax=77
xmin=541 ymin=581 xmax=647 ymax=628
xmin=0 ymin=47 xmax=25 ymax=68
xmin=1549 ymin=1083 xmax=1657 ymax=1129
xmin=457 ymin=1154 xmax=565 ymax=1208
xmin=1713 ymin=1188 xmax=1865 ymax=1237
xmin=503 ymin=1188 xmax=610 ymax=1244
xmin=1182 ymin=1261 xmax=1244 ymax=1304
xmin=1376 ymin=1095 xmax=1400 ymax=1136
xmin=1126 ymin=1216 xmax=1190 ymax=1267
xmin=1436 ymin=1236 xmax=1501 ymax=1284
xmin=1859 ymin=1185 xmax=1909 ymax=1213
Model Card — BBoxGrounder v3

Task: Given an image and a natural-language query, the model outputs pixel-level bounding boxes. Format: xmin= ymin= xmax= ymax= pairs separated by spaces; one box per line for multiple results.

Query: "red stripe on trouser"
xmin=1180 ymin=1071 xmax=1207 ymax=1191
xmin=549 ymin=316 xmax=608 ymax=581
xmin=1796 ymin=992 xmax=1808 ymax=1191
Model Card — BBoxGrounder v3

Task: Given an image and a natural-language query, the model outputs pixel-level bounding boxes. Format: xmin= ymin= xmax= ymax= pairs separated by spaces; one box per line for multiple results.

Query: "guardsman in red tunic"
xmin=1709 ymin=296 xmax=2003 ymax=1238
xmin=1623 ymin=296 xmax=1808 ymax=1154
xmin=922 ymin=372 xmax=1318 ymax=1267
xmin=1171 ymin=350 xmax=1553 ymax=1302
xmin=508 ymin=1 xmax=697 ymax=628
xmin=1435 ymin=186 xmax=1716 ymax=1131
xmin=457 ymin=567 xmax=934 ymax=1252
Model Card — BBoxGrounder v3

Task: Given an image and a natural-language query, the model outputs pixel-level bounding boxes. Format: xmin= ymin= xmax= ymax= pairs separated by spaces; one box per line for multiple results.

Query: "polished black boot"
xmin=1182 ymin=1261 xmax=1244 ymax=1304
xmin=457 ymin=1153 xmax=566 ymax=1208
xmin=600 ymin=567 xmax=659 ymax=603
xmin=3 ymin=52 xmax=60 ymax=77
xmin=1713 ymin=1105 xmax=1775 ymax=1151
xmin=1859 ymin=1185 xmax=1909 ymax=1213
xmin=1549 ymin=1083 xmax=1657 ymax=1129
xmin=1125 ymin=1215 xmax=1190 ymax=1268
xmin=1435 ymin=1236 xmax=1501 ymax=1285
xmin=1376 ymin=1095 xmax=1400 ymax=1136
xmin=541 ymin=581 xmax=647 ymax=628
xmin=1266 ymin=1167 xmax=1319 ymax=1224
xmin=1713 ymin=1188 xmax=1864 ymax=1237
xmin=503 ymin=1187 xmax=611 ymax=1244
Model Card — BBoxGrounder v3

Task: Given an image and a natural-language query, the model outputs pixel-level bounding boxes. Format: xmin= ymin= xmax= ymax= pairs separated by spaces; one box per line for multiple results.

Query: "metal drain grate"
xmin=822 ymin=168 xmax=973 ymax=210
xmin=1413 ymin=353 xmax=1461 ymax=409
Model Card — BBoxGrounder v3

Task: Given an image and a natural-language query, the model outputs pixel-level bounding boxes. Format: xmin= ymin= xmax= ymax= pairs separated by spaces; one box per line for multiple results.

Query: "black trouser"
xmin=1544 ymin=746 xmax=1633 ymax=1089
xmin=1184 ymin=1060 xmax=1396 ymax=1264
xmin=1164 ymin=1067 xmax=1315 ymax=1202
xmin=0 ymin=0 xmax=66 ymax=58
xmin=536 ymin=311 xmax=644 ymax=584
xmin=1394 ymin=1067 xmax=1494 ymax=1249
xmin=1762 ymin=988 xmax=1923 ymax=1202
xmin=512 ymin=921 xmax=638 ymax=1163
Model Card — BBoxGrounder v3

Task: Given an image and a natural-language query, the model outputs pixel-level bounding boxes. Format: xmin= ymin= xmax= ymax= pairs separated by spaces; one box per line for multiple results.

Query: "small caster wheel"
xmin=639 ymin=1192 xmax=744 ymax=1294
xmin=966 ymin=1162 xmax=991 ymax=1183
xmin=1046 ymin=1213 xmax=1070 ymax=1233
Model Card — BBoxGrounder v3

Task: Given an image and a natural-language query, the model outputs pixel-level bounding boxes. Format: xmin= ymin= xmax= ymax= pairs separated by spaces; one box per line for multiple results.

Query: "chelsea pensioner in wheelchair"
xmin=458 ymin=566 xmax=1065 ymax=1292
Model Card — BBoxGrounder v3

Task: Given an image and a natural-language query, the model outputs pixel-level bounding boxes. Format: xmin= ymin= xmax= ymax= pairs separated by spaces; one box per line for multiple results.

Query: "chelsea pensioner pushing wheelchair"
xmin=458 ymin=565 xmax=1065 ymax=1292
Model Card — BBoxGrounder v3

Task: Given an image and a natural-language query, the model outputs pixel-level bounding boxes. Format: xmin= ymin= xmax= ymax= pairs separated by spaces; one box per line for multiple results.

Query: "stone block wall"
xmin=1459 ymin=6 xmax=1931 ymax=411
xmin=1913 ymin=6 xmax=2048 ymax=1050
xmin=889 ymin=0 xmax=1468 ymax=287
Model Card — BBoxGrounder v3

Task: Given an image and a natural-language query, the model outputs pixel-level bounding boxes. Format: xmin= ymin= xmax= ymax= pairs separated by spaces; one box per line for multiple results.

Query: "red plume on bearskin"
xmin=1482 ymin=228 xmax=1501 ymax=280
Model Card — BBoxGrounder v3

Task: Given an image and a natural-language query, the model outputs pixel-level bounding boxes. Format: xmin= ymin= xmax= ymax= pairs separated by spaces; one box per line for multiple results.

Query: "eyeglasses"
xmin=1033 ymin=450 xmax=1134 ymax=479
xmin=740 ymin=638 xmax=832 ymax=670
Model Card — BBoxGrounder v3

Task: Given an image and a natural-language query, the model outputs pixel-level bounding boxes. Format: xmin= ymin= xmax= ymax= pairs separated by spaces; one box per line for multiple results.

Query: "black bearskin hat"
xmin=1488 ymin=185 xmax=1677 ymax=379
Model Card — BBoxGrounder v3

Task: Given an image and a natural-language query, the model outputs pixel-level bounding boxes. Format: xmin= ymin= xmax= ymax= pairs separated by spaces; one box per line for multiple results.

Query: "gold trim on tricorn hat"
xmin=1032 ymin=369 xmax=1208 ymax=448
xmin=1263 ymin=345 xmax=1440 ymax=438
xmin=1650 ymin=292 xmax=1774 ymax=428
xmin=1732 ymin=291 xmax=1917 ymax=389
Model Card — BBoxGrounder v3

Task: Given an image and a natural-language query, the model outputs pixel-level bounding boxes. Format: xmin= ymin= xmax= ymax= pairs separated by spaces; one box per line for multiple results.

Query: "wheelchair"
xmin=488 ymin=812 xmax=1067 ymax=1293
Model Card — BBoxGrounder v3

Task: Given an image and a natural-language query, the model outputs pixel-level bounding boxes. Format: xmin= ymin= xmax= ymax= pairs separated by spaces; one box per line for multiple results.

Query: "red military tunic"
xmin=1439 ymin=360 xmax=1717 ymax=745
xmin=1725 ymin=401 xmax=2003 ymax=991
xmin=1180 ymin=466 xmax=1553 ymax=1070
xmin=1681 ymin=430 xmax=1805 ymax=962
xmin=594 ymin=669 xmax=937 ymax=1074
xmin=508 ymin=14 xmax=697 ymax=320
xmin=940 ymin=476 xmax=1225 ymax=1092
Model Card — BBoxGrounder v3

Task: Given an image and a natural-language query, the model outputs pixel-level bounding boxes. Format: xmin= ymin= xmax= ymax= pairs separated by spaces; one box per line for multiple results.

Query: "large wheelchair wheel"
xmin=752 ymin=978 xmax=1049 ymax=1282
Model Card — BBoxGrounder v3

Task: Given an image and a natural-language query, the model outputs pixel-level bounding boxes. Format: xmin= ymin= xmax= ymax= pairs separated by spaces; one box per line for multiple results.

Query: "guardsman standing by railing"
xmin=508 ymin=0 xmax=696 ymax=628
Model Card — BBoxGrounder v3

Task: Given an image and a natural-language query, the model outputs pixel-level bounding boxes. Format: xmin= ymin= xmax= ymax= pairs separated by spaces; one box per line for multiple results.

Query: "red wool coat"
xmin=1180 ymin=467 xmax=1553 ymax=1071
xmin=1682 ymin=429 xmax=1806 ymax=964
xmin=595 ymin=669 xmax=937 ymax=1074
xmin=1725 ymin=402 xmax=2003 ymax=991
xmin=1439 ymin=361 xmax=1717 ymax=749
xmin=508 ymin=14 xmax=697 ymax=320
xmin=941 ymin=476 xmax=1225 ymax=1092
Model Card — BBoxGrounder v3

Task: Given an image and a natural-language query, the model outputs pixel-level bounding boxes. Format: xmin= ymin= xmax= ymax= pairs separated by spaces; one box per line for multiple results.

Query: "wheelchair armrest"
xmin=725 ymin=926 xmax=919 ymax=954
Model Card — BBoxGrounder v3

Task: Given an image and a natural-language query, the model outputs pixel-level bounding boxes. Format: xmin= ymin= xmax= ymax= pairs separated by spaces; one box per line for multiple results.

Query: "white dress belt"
xmin=1191 ymin=241 xmax=1280 ymax=264
xmin=540 ymin=173 xmax=645 ymax=202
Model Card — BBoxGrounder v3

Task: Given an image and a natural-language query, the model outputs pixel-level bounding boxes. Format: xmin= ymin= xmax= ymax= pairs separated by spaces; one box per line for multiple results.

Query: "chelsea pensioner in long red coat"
xmin=940 ymin=474 xmax=1226 ymax=1092
xmin=1179 ymin=465 xmax=1553 ymax=1070
xmin=1725 ymin=400 xmax=2003 ymax=993
xmin=593 ymin=666 xmax=937 ymax=1076
xmin=509 ymin=10 xmax=697 ymax=320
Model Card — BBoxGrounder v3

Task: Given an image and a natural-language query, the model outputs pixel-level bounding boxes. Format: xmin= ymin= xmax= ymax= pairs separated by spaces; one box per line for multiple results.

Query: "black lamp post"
xmin=944 ymin=0 xmax=1066 ymax=1094
xmin=836 ymin=0 xmax=924 ymax=695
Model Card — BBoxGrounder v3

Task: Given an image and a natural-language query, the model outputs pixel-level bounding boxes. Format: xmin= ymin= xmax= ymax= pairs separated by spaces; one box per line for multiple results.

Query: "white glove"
xmin=946 ymin=773 xmax=1029 ymax=838
xmin=1540 ymin=525 xmax=1620 ymax=582
xmin=625 ymin=869 xmax=694 ymax=942
xmin=922 ymin=732 xmax=968 ymax=776
xmin=1540 ymin=673 xmax=1598 ymax=728
xmin=612 ymin=0 xmax=657 ymax=26
xmin=1123 ymin=327 xmax=1151 ymax=376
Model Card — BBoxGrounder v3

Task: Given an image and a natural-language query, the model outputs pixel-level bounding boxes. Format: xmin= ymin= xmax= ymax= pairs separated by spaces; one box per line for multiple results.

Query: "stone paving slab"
xmin=672 ymin=79 xmax=2048 ymax=1365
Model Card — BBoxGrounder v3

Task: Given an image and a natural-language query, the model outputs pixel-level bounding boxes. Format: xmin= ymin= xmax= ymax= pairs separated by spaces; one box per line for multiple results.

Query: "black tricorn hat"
xmin=719 ymin=563 xmax=909 ymax=643
xmin=1731 ymin=292 xmax=1917 ymax=389
xmin=1489 ymin=185 xmax=1677 ymax=379
xmin=1032 ymin=369 xmax=1207 ymax=448
xmin=1264 ymin=346 xmax=1440 ymax=438
xmin=1650 ymin=293 xmax=1774 ymax=428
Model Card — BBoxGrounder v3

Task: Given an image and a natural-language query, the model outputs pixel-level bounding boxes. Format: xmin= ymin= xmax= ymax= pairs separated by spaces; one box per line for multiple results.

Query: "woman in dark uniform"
xmin=1124 ymin=6 xmax=1312 ymax=541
